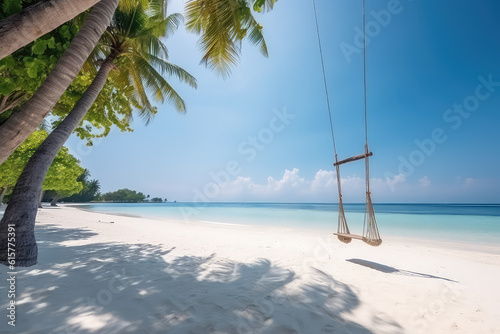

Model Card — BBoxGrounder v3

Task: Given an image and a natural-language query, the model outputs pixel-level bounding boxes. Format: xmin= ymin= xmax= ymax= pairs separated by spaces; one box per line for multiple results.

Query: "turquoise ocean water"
xmin=75 ymin=203 xmax=500 ymax=246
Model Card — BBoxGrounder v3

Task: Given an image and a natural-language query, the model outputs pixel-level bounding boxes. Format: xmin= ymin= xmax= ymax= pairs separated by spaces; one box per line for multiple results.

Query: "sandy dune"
xmin=0 ymin=205 xmax=499 ymax=333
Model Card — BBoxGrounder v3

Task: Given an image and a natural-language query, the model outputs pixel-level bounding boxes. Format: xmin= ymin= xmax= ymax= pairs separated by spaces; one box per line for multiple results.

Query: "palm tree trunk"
xmin=0 ymin=0 xmax=119 ymax=165
xmin=0 ymin=187 xmax=7 ymax=205
xmin=50 ymin=195 xmax=60 ymax=207
xmin=38 ymin=190 xmax=45 ymax=209
xmin=0 ymin=0 xmax=100 ymax=60
xmin=0 ymin=55 xmax=116 ymax=267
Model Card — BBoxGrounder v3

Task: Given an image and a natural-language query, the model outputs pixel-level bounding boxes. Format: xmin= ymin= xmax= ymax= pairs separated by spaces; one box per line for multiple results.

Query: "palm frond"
xmin=118 ymin=0 xmax=150 ymax=13
xmin=145 ymin=0 xmax=170 ymax=21
xmin=142 ymin=12 xmax=183 ymax=39
xmin=144 ymin=53 xmax=197 ymax=89
xmin=184 ymin=0 xmax=272 ymax=78
xmin=82 ymin=0 xmax=196 ymax=125
xmin=130 ymin=55 xmax=188 ymax=112
xmin=247 ymin=17 xmax=268 ymax=57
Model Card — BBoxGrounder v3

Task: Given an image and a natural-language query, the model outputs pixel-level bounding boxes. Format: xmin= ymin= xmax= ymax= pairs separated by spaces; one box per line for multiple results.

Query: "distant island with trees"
xmin=0 ymin=135 xmax=168 ymax=205
xmin=46 ymin=186 xmax=169 ymax=205
xmin=100 ymin=189 xmax=167 ymax=203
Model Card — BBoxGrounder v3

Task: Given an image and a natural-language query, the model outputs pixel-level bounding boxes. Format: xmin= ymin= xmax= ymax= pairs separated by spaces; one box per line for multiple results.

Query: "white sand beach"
xmin=1 ymin=205 xmax=499 ymax=334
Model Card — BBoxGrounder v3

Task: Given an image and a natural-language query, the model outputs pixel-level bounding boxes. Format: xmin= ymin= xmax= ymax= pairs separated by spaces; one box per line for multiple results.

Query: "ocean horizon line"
xmin=74 ymin=201 xmax=500 ymax=205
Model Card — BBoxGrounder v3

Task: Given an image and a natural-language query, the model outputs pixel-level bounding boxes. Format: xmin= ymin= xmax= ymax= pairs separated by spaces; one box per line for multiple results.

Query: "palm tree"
xmin=0 ymin=0 xmax=120 ymax=164
xmin=0 ymin=0 xmax=276 ymax=165
xmin=0 ymin=0 xmax=196 ymax=267
xmin=0 ymin=0 xmax=101 ymax=60
xmin=185 ymin=0 xmax=275 ymax=77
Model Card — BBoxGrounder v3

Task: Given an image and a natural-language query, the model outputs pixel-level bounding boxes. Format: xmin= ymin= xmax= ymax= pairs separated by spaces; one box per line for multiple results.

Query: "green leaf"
xmin=26 ymin=65 xmax=38 ymax=78
xmin=22 ymin=56 xmax=34 ymax=64
xmin=2 ymin=0 xmax=22 ymax=16
xmin=47 ymin=37 xmax=56 ymax=49
xmin=59 ymin=25 xmax=72 ymax=40
xmin=32 ymin=39 xmax=47 ymax=55
xmin=71 ymin=24 xmax=79 ymax=35
xmin=0 ymin=55 xmax=16 ymax=70
xmin=0 ymin=81 xmax=17 ymax=95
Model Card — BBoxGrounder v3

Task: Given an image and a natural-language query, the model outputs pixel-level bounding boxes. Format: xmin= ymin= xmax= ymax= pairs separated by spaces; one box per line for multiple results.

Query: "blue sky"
xmin=67 ymin=0 xmax=500 ymax=203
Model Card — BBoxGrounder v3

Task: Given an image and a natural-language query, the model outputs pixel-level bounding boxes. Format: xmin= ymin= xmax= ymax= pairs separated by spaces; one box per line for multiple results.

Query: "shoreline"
xmin=65 ymin=203 xmax=500 ymax=256
xmin=1 ymin=205 xmax=499 ymax=333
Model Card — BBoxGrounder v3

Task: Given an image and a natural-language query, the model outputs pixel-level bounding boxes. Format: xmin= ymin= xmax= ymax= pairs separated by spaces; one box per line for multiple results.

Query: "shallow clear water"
xmin=75 ymin=203 xmax=500 ymax=246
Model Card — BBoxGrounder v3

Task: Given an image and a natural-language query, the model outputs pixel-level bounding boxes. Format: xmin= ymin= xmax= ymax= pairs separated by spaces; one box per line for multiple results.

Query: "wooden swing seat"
xmin=333 ymin=232 xmax=364 ymax=240
xmin=334 ymin=232 xmax=382 ymax=246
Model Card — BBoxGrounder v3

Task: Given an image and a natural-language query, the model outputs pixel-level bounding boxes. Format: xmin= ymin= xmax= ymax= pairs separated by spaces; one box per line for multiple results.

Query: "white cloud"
xmin=190 ymin=168 xmax=498 ymax=203
xmin=240 ymin=168 xmax=307 ymax=197
xmin=419 ymin=176 xmax=431 ymax=187
xmin=385 ymin=173 xmax=407 ymax=188
xmin=311 ymin=170 xmax=336 ymax=190
xmin=214 ymin=168 xmax=413 ymax=202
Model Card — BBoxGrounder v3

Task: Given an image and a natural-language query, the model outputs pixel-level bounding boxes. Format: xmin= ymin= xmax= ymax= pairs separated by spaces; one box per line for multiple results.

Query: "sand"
xmin=0 ymin=205 xmax=499 ymax=333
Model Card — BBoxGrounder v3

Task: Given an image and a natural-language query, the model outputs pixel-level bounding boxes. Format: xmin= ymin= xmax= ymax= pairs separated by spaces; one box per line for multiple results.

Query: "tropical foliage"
xmin=42 ymin=150 xmax=84 ymax=198
xmin=0 ymin=130 xmax=84 ymax=202
xmin=60 ymin=169 xmax=101 ymax=202
xmin=0 ymin=0 xmax=120 ymax=165
xmin=51 ymin=69 xmax=136 ymax=145
xmin=101 ymin=188 xmax=146 ymax=202
xmin=185 ymin=0 xmax=276 ymax=77
xmin=94 ymin=1 xmax=197 ymax=117
xmin=0 ymin=7 xmax=136 ymax=145
xmin=0 ymin=23 xmax=79 ymax=118
xmin=1 ymin=0 xmax=39 ymax=19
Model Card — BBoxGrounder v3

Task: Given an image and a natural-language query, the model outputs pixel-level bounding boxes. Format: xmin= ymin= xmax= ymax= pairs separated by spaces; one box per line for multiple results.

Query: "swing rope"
xmin=313 ymin=0 xmax=382 ymax=246
xmin=362 ymin=0 xmax=369 ymax=149
xmin=360 ymin=0 xmax=381 ymax=246
xmin=312 ymin=0 xmax=337 ymax=157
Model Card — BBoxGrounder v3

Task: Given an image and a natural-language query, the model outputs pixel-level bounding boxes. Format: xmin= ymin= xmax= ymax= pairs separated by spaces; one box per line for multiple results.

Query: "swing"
xmin=313 ymin=0 xmax=382 ymax=246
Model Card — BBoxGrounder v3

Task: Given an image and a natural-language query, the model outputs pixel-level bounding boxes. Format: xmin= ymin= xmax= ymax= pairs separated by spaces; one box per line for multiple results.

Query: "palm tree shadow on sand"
xmin=346 ymin=258 xmax=458 ymax=283
xmin=0 ymin=224 xmax=403 ymax=333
